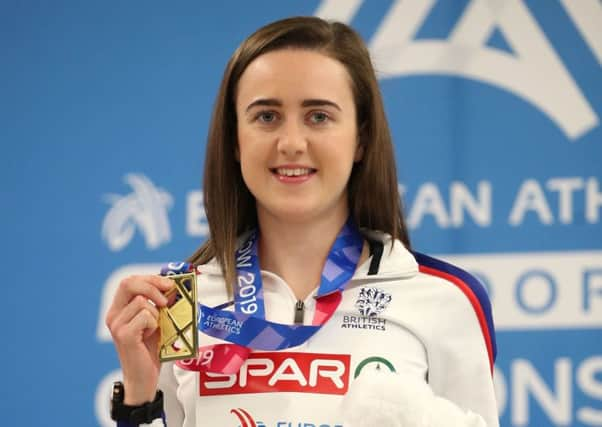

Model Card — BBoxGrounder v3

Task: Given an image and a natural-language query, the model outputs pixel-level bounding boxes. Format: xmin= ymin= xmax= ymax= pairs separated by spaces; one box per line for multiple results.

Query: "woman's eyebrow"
xmin=245 ymin=98 xmax=281 ymax=112
xmin=302 ymin=99 xmax=341 ymax=111
xmin=245 ymin=98 xmax=342 ymax=112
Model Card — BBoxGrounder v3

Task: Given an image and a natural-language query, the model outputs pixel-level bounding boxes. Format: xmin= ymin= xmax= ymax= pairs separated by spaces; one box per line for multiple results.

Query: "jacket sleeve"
xmin=425 ymin=288 xmax=499 ymax=426
xmin=156 ymin=362 xmax=185 ymax=426
xmin=414 ymin=252 xmax=499 ymax=427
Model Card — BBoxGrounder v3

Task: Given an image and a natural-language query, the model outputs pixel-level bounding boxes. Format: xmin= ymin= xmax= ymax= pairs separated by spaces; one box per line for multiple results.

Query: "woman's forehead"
xmin=236 ymin=49 xmax=354 ymax=107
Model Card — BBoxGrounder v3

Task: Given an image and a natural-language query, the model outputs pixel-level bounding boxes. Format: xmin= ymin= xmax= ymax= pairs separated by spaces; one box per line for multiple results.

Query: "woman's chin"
xmin=257 ymin=201 xmax=349 ymax=227
xmin=267 ymin=207 xmax=319 ymax=223
xmin=258 ymin=201 xmax=320 ymax=223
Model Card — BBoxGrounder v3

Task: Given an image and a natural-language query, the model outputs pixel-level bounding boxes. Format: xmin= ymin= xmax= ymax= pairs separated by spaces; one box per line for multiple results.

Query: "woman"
xmin=106 ymin=16 xmax=498 ymax=427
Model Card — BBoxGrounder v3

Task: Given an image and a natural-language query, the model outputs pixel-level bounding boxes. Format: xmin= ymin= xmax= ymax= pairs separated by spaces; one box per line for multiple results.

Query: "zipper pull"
xmin=294 ymin=300 xmax=305 ymax=324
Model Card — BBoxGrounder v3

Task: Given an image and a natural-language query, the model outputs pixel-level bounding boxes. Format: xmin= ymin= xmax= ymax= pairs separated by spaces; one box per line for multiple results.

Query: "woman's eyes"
xmin=307 ymin=111 xmax=330 ymax=124
xmin=256 ymin=111 xmax=278 ymax=123
xmin=252 ymin=110 xmax=332 ymax=125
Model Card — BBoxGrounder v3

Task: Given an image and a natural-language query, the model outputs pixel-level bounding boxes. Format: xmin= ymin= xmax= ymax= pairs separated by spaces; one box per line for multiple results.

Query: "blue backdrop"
xmin=1 ymin=1 xmax=601 ymax=426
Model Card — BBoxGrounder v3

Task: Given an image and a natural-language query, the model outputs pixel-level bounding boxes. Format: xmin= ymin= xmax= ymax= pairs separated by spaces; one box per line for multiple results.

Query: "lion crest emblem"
xmin=355 ymin=287 xmax=392 ymax=317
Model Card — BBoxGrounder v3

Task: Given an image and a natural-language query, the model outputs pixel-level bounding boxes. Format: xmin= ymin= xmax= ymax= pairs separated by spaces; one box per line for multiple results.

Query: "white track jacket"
xmin=151 ymin=231 xmax=499 ymax=427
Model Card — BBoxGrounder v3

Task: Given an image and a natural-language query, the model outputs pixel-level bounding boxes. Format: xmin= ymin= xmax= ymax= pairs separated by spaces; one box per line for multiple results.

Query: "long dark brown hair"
xmin=188 ymin=16 xmax=410 ymax=294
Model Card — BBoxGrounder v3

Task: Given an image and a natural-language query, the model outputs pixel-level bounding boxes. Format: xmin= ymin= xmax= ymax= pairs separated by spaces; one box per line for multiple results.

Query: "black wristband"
xmin=111 ymin=382 xmax=164 ymax=425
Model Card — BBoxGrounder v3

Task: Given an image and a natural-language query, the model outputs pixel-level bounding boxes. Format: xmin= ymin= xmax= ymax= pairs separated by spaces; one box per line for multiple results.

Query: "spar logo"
xmin=102 ymin=173 xmax=173 ymax=251
xmin=200 ymin=352 xmax=350 ymax=396
xmin=316 ymin=0 xmax=601 ymax=140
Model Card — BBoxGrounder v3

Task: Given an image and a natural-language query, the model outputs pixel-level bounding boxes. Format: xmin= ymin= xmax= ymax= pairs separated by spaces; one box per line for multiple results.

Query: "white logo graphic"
xmin=102 ymin=173 xmax=173 ymax=251
xmin=316 ymin=0 xmax=601 ymax=140
xmin=356 ymin=287 xmax=392 ymax=317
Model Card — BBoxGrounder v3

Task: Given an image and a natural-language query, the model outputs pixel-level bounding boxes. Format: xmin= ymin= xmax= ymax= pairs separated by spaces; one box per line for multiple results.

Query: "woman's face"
xmin=235 ymin=49 xmax=363 ymax=225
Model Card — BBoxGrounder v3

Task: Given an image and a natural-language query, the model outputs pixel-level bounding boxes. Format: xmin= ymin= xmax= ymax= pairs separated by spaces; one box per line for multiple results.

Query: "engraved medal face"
xmin=158 ymin=272 xmax=198 ymax=362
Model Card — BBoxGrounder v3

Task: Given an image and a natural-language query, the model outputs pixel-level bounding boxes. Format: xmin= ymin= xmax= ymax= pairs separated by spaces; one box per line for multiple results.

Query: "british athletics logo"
xmin=200 ymin=352 xmax=351 ymax=396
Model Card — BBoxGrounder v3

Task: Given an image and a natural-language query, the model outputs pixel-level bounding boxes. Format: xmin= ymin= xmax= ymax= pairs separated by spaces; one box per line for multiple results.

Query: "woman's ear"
xmin=354 ymin=143 xmax=364 ymax=162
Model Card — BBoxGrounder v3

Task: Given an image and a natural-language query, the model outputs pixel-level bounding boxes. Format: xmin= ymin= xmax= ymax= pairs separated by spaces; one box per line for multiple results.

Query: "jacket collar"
xmin=353 ymin=229 xmax=418 ymax=280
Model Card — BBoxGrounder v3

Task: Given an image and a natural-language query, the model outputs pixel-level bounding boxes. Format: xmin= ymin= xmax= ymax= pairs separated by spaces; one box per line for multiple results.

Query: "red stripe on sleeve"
xmin=419 ymin=265 xmax=495 ymax=375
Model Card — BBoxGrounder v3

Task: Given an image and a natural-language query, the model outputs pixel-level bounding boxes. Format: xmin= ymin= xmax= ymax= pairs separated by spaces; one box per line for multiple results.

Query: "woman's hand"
xmin=105 ymin=275 xmax=174 ymax=405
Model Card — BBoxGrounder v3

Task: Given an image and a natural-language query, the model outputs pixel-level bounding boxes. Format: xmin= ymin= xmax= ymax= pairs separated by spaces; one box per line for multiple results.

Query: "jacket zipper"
xmin=294 ymin=300 xmax=305 ymax=324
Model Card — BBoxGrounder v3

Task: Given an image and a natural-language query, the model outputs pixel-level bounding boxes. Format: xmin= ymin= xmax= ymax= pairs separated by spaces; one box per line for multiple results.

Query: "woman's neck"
xmin=257 ymin=210 xmax=349 ymax=301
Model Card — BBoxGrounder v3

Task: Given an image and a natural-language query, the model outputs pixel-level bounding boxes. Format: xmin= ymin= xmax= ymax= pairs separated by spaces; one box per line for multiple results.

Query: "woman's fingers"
xmin=106 ymin=275 xmax=173 ymax=326
xmin=132 ymin=308 xmax=158 ymax=336
xmin=108 ymin=295 xmax=160 ymax=344
xmin=117 ymin=308 xmax=158 ymax=347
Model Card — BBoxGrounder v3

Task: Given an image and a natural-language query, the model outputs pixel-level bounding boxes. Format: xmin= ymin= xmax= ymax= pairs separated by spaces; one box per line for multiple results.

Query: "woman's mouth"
xmin=273 ymin=167 xmax=316 ymax=177
xmin=270 ymin=167 xmax=317 ymax=182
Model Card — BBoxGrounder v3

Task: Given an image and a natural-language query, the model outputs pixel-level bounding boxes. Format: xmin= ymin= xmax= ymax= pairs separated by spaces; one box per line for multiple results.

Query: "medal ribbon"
xmin=160 ymin=219 xmax=363 ymax=373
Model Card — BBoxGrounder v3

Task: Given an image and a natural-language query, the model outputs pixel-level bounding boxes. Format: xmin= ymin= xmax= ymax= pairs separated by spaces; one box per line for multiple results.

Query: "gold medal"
xmin=158 ymin=272 xmax=198 ymax=362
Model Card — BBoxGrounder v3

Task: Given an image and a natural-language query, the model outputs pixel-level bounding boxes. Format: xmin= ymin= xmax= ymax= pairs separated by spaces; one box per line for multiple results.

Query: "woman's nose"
xmin=277 ymin=120 xmax=307 ymax=156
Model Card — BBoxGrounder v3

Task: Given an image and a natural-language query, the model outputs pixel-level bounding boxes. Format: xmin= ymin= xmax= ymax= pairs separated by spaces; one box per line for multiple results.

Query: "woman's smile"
xmin=271 ymin=165 xmax=318 ymax=183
